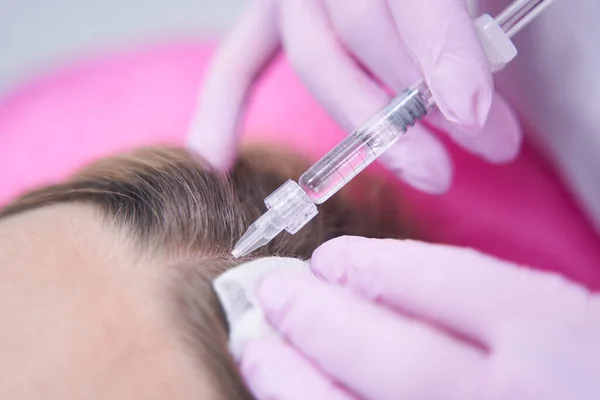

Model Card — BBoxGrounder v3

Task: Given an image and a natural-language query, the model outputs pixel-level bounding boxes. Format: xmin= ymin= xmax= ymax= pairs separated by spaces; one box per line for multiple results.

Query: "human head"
xmin=0 ymin=145 xmax=405 ymax=399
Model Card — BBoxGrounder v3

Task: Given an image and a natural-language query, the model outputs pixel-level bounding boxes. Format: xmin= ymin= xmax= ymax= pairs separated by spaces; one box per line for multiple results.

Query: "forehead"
xmin=1 ymin=202 xmax=111 ymax=264
xmin=0 ymin=203 xmax=207 ymax=398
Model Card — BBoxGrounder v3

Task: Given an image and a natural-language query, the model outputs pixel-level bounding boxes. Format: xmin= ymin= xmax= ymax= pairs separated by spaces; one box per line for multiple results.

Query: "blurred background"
xmin=0 ymin=0 xmax=244 ymax=95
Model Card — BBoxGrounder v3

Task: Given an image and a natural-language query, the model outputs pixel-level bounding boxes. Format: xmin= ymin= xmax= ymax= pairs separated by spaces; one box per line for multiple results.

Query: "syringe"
xmin=232 ymin=0 xmax=557 ymax=258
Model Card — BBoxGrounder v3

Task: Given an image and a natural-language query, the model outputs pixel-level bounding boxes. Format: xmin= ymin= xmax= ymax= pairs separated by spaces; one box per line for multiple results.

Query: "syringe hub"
xmin=232 ymin=180 xmax=318 ymax=258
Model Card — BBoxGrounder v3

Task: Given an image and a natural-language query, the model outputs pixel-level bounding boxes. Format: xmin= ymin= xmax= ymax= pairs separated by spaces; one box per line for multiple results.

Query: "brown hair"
xmin=0 ymin=145 xmax=408 ymax=399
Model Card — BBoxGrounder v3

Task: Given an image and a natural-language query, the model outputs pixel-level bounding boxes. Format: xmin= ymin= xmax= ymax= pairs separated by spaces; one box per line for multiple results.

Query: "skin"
xmin=0 ymin=203 xmax=212 ymax=399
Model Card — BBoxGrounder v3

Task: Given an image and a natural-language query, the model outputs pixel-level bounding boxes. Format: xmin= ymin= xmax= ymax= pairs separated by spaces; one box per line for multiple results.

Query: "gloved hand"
xmin=188 ymin=0 xmax=522 ymax=193
xmin=240 ymin=236 xmax=600 ymax=400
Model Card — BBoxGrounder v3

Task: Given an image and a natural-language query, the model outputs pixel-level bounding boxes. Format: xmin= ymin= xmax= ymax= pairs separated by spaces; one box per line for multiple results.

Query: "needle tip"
xmin=231 ymin=216 xmax=279 ymax=259
xmin=231 ymin=246 xmax=245 ymax=259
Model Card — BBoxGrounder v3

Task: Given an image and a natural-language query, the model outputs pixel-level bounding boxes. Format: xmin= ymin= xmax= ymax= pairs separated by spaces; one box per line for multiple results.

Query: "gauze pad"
xmin=212 ymin=257 xmax=308 ymax=360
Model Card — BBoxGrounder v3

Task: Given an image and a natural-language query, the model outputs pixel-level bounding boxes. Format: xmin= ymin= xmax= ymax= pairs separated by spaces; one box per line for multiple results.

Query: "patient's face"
xmin=0 ymin=204 xmax=210 ymax=399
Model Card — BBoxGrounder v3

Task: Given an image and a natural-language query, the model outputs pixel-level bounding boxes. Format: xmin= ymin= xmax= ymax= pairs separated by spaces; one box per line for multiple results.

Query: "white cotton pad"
xmin=212 ymin=257 xmax=309 ymax=360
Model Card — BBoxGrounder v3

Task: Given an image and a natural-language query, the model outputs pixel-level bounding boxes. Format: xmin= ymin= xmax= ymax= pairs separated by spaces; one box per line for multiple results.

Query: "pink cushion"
xmin=1 ymin=42 xmax=599 ymax=289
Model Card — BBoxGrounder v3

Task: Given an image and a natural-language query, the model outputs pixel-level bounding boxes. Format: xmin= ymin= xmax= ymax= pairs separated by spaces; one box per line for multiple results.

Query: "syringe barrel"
xmin=299 ymin=86 xmax=429 ymax=204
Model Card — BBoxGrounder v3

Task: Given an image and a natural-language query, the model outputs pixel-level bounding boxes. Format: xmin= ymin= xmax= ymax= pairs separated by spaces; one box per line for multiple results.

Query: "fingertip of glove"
xmin=429 ymin=55 xmax=494 ymax=137
xmin=311 ymin=236 xmax=363 ymax=283
xmin=398 ymin=162 xmax=453 ymax=194
xmin=379 ymin=129 xmax=454 ymax=194
xmin=257 ymin=271 xmax=301 ymax=323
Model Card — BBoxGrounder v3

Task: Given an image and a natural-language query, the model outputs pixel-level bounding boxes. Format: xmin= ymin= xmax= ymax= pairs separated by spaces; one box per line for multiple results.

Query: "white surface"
xmin=213 ymin=257 xmax=308 ymax=361
xmin=0 ymin=0 xmax=245 ymax=94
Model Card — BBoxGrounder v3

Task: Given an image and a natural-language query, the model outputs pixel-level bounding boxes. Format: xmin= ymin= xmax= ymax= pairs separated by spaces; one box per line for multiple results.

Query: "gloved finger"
xmin=279 ymin=0 xmax=390 ymax=132
xmin=241 ymin=340 xmax=357 ymax=400
xmin=323 ymin=0 xmax=420 ymax=93
xmin=427 ymin=91 xmax=522 ymax=163
xmin=322 ymin=0 xmax=519 ymax=165
xmin=280 ymin=0 xmax=454 ymax=194
xmin=387 ymin=0 xmax=494 ymax=135
xmin=311 ymin=237 xmax=593 ymax=345
xmin=187 ymin=0 xmax=279 ymax=170
xmin=258 ymin=270 xmax=487 ymax=400
xmin=379 ymin=127 xmax=453 ymax=194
